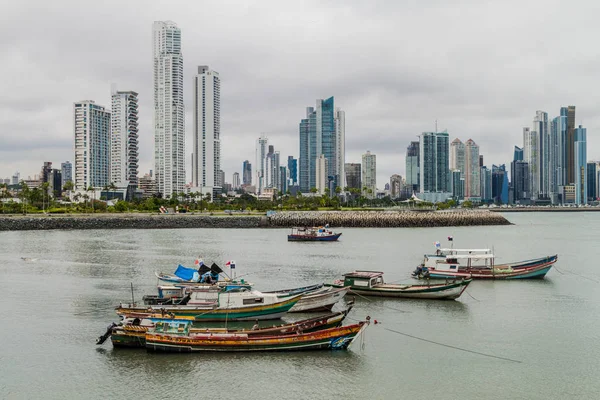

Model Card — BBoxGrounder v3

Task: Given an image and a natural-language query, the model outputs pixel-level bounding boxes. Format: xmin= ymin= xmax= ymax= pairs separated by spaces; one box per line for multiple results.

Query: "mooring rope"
xmin=383 ymin=327 xmax=522 ymax=363
xmin=347 ymin=289 xmax=412 ymax=313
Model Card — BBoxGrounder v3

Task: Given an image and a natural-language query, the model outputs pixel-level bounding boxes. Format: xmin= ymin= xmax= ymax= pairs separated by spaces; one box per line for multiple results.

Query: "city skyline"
xmin=2 ymin=2 xmax=600 ymax=188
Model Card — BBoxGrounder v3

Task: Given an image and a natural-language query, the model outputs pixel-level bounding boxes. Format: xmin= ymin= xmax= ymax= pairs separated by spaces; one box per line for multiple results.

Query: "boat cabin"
xmin=153 ymin=320 xmax=193 ymax=335
xmin=424 ymin=253 xmax=495 ymax=271
xmin=342 ymin=271 xmax=385 ymax=288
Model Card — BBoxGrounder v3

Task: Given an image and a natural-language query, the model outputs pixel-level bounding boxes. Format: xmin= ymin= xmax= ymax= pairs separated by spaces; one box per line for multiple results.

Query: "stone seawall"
xmin=268 ymin=210 xmax=511 ymax=228
xmin=0 ymin=210 xmax=510 ymax=231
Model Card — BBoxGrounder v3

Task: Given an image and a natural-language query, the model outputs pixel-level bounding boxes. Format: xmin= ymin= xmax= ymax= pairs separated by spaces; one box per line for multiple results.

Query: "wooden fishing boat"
xmin=417 ymin=248 xmax=558 ymax=280
xmin=144 ymin=283 xmax=324 ymax=306
xmin=287 ymin=286 xmax=350 ymax=312
xmin=326 ymin=271 xmax=471 ymax=300
xmin=145 ymin=321 xmax=368 ymax=352
xmin=100 ymin=309 xmax=353 ymax=348
xmin=116 ymin=287 xmax=302 ymax=321
xmin=287 ymin=226 xmax=342 ymax=242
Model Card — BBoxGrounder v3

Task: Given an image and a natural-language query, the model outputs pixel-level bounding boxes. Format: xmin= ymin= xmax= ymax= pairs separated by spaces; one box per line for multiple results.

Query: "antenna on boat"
xmin=130 ymin=282 xmax=135 ymax=306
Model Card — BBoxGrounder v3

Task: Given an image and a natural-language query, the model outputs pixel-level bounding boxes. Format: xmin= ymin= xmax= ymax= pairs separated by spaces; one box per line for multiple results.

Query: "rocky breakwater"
xmin=0 ymin=214 xmax=265 ymax=231
xmin=268 ymin=210 xmax=511 ymax=228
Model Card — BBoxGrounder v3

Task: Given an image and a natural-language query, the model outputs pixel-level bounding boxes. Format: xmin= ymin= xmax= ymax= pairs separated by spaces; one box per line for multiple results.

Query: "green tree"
xmin=310 ymin=187 xmax=317 ymax=194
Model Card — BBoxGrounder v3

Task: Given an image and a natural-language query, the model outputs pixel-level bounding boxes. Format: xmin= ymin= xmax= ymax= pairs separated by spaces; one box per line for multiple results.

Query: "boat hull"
xmin=287 ymin=233 xmax=342 ymax=242
xmin=327 ymin=279 xmax=471 ymax=300
xmin=109 ymin=311 xmax=350 ymax=348
xmin=116 ymin=296 xmax=300 ymax=322
xmin=426 ymin=255 xmax=557 ymax=280
xmin=145 ymin=322 xmax=366 ymax=352
xmin=288 ymin=287 xmax=349 ymax=312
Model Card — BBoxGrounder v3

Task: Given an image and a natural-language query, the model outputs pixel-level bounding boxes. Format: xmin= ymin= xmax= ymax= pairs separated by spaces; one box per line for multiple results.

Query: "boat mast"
xmin=130 ymin=282 xmax=135 ymax=306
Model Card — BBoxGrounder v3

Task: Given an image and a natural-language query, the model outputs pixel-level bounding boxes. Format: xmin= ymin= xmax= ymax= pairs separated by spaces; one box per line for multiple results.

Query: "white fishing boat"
xmin=287 ymin=286 xmax=350 ymax=312
xmin=117 ymin=286 xmax=302 ymax=321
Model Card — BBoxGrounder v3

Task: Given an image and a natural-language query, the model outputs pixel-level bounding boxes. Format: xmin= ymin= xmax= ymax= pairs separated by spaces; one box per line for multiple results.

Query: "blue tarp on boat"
xmin=174 ymin=265 xmax=199 ymax=281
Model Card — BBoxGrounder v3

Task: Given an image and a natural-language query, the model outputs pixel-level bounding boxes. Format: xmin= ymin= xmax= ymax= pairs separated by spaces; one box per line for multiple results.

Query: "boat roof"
xmin=343 ymin=271 xmax=384 ymax=279
xmin=439 ymin=248 xmax=491 ymax=252
xmin=445 ymin=254 xmax=495 ymax=259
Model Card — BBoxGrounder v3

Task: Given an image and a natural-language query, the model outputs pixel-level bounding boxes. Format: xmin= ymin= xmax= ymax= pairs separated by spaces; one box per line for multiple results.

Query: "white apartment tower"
xmin=450 ymin=138 xmax=465 ymax=175
xmin=362 ymin=151 xmax=377 ymax=198
xmin=316 ymin=154 xmax=328 ymax=194
xmin=523 ymin=127 xmax=539 ymax=200
xmin=153 ymin=21 xmax=185 ymax=197
xmin=111 ymin=90 xmax=139 ymax=191
xmin=74 ymin=101 xmax=111 ymax=190
xmin=255 ymin=135 xmax=268 ymax=194
xmin=464 ymin=139 xmax=480 ymax=199
xmin=192 ymin=66 xmax=221 ymax=195
xmin=335 ymin=108 xmax=346 ymax=189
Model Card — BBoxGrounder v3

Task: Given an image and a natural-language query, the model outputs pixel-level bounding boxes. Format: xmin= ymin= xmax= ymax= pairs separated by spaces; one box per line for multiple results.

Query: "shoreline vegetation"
xmin=0 ymin=210 xmax=510 ymax=231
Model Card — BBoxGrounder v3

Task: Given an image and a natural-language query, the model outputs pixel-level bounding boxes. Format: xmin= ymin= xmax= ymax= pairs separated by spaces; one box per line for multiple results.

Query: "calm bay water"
xmin=1 ymin=212 xmax=600 ymax=399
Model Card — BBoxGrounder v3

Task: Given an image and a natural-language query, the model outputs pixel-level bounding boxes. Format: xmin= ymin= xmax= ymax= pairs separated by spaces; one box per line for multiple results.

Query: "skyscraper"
xmin=586 ymin=162 xmax=597 ymax=202
xmin=335 ymin=108 xmax=345 ymax=190
xmin=451 ymin=170 xmax=464 ymax=200
xmin=74 ymin=100 xmax=111 ymax=189
xmin=513 ymin=146 xmax=524 ymax=161
xmin=464 ymin=139 xmax=480 ymax=200
xmin=523 ymin=127 xmax=538 ymax=200
xmin=111 ymin=90 xmax=139 ymax=195
xmin=419 ymin=132 xmax=450 ymax=194
xmin=390 ymin=174 xmax=402 ymax=199
xmin=480 ymin=166 xmax=492 ymax=202
xmin=255 ymin=136 xmax=268 ymax=194
xmin=345 ymin=163 xmax=361 ymax=191
xmin=192 ymin=66 xmax=221 ymax=196
xmin=232 ymin=172 xmax=240 ymax=190
xmin=549 ymin=114 xmax=566 ymax=203
xmin=362 ymin=151 xmax=376 ymax=198
xmin=61 ymin=162 xmax=72 ymax=186
xmin=153 ymin=21 xmax=184 ymax=197
xmin=566 ymin=105 xmax=576 ymax=185
xmin=405 ymin=141 xmax=419 ymax=193
xmin=574 ymin=125 xmax=587 ymax=205
xmin=449 ymin=138 xmax=465 ymax=174
xmin=316 ymin=154 xmax=328 ymax=194
xmin=511 ymin=161 xmax=529 ymax=204
xmin=492 ymin=165 xmax=509 ymax=204
xmin=298 ymin=97 xmax=344 ymax=192
xmin=533 ymin=111 xmax=549 ymax=198
xmin=287 ymin=156 xmax=297 ymax=185
xmin=242 ymin=160 xmax=252 ymax=185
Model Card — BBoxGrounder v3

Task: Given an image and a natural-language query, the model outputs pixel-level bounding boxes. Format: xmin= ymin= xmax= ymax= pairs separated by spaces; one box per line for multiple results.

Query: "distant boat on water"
xmin=287 ymin=225 xmax=341 ymax=242
xmin=414 ymin=242 xmax=557 ymax=280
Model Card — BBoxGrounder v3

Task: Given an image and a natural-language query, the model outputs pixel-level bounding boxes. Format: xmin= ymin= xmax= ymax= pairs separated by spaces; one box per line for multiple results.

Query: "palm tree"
xmin=86 ymin=185 xmax=95 ymax=212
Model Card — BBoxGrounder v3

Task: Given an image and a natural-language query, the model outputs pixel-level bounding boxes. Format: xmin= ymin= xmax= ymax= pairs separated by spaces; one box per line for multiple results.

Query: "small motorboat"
xmin=287 ymin=225 xmax=341 ymax=242
xmin=327 ymin=271 xmax=471 ymax=300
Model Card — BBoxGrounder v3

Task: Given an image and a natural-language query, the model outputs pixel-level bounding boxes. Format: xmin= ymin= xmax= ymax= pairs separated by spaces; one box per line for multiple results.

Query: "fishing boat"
xmin=264 ymin=283 xmax=349 ymax=312
xmin=416 ymin=245 xmax=558 ymax=279
xmin=144 ymin=282 xmax=324 ymax=306
xmin=116 ymin=286 xmax=302 ymax=321
xmin=326 ymin=271 xmax=471 ymax=300
xmin=287 ymin=226 xmax=342 ymax=242
xmin=145 ymin=320 xmax=368 ymax=352
xmin=155 ymin=262 xmax=247 ymax=286
xmin=99 ymin=309 xmax=353 ymax=348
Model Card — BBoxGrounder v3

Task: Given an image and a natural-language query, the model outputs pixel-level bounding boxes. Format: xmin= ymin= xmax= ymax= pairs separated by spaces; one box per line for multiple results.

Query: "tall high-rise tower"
xmin=450 ymin=138 xmax=465 ymax=176
xmin=74 ymin=101 xmax=111 ymax=190
xmin=255 ymin=136 xmax=268 ymax=194
xmin=464 ymin=139 xmax=480 ymax=199
xmin=110 ymin=90 xmax=139 ymax=194
xmin=298 ymin=97 xmax=344 ymax=192
xmin=523 ymin=127 xmax=538 ymax=200
xmin=533 ymin=111 xmax=548 ymax=198
xmin=362 ymin=151 xmax=376 ymax=198
xmin=574 ymin=125 xmax=587 ymax=205
xmin=405 ymin=141 xmax=419 ymax=193
xmin=418 ymin=131 xmax=450 ymax=193
xmin=153 ymin=21 xmax=184 ymax=197
xmin=192 ymin=66 xmax=221 ymax=196
xmin=566 ymin=105 xmax=576 ymax=185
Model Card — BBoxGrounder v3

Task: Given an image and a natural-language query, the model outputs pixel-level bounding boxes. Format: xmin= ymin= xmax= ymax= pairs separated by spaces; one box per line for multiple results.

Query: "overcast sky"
xmin=1 ymin=0 xmax=599 ymax=187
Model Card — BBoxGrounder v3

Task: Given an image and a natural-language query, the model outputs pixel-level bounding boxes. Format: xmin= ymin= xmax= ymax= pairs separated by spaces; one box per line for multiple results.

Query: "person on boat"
xmin=252 ymin=320 xmax=259 ymax=330
xmin=200 ymin=271 xmax=219 ymax=284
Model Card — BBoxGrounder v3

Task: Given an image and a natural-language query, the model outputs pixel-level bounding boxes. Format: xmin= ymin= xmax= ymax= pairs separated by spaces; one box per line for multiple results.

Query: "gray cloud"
xmin=1 ymin=0 xmax=599 ymax=187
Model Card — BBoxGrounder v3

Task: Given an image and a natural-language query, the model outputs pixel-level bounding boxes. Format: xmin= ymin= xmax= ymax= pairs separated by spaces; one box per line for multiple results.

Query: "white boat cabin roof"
xmin=343 ymin=271 xmax=384 ymax=279
xmin=443 ymin=254 xmax=495 ymax=260
xmin=438 ymin=248 xmax=491 ymax=253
